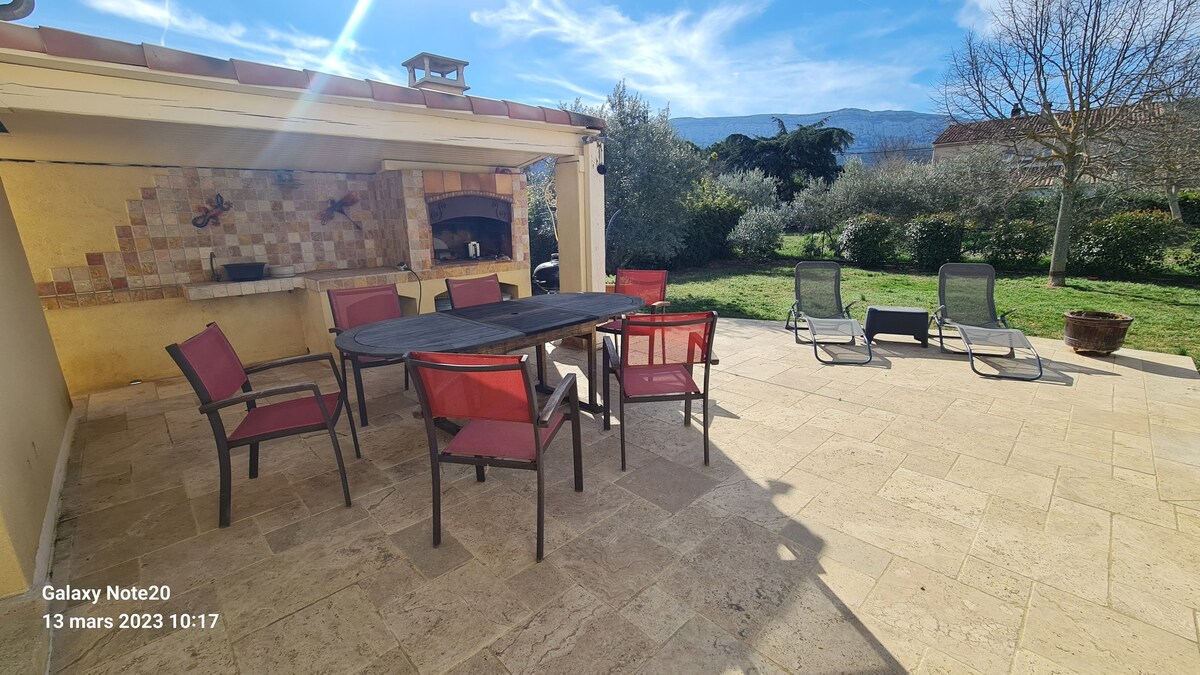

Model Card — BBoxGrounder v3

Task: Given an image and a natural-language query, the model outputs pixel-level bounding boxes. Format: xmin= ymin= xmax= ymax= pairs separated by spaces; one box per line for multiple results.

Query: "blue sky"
xmin=18 ymin=0 xmax=997 ymax=117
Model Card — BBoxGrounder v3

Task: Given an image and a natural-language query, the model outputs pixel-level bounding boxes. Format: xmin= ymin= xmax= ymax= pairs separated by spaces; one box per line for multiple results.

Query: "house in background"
xmin=0 ymin=23 xmax=607 ymax=599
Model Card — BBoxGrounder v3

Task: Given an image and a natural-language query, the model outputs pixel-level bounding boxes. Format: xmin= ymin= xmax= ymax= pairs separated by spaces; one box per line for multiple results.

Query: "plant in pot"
xmin=1063 ymin=310 xmax=1134 ymax=355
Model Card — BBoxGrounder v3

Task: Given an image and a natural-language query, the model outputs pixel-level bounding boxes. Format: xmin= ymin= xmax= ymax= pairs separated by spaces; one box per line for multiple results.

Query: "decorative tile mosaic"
xmin=36 ymin=168 xmax=529 ymax=309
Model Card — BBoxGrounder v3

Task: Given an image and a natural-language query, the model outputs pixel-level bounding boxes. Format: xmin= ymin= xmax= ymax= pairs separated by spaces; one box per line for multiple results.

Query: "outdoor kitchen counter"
xmin=181 ymin=261 xmax=529 ymax=300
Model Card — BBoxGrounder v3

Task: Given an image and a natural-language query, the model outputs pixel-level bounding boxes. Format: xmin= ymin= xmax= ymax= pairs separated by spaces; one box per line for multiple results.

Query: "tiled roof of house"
xmin=934 ymin=105 xmax=1161 ymax=145
xmin=0 ymin=23 xmax=606 ymax=131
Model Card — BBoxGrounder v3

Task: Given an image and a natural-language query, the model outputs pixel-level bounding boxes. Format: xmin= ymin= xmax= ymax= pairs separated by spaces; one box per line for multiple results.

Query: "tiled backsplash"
xmin=35 ymin=167 xmax=528 ymax=309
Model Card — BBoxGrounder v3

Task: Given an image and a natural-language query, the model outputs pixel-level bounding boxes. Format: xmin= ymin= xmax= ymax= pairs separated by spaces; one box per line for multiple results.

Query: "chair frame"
xmin=407 ymin=354 xmax=582 ymax=562
xmin=166 ymin=324 xmax=359 ymax=528
xmin=784 ymin=261 xmax=872 ymax=365
xmin=933 ymin=263 xmax=1042 ymax=381
xmin=602 ymin=312 xmax=717 ymax=470
xmin=327 ymin=286 xmax=409 ymax=427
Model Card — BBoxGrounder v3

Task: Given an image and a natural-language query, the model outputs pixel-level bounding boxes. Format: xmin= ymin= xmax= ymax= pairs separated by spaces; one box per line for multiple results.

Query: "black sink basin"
xmin=222 ymin=262 xmax=267 ymax=281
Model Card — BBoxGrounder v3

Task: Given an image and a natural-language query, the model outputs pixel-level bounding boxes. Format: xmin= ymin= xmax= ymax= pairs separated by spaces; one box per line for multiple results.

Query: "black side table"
xmin=864 ymin=306 xmax=929 ymax=347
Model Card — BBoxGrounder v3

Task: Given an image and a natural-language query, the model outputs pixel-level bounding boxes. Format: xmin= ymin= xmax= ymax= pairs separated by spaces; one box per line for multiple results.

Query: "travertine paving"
xmin=8 ymin=317 xmax=1200 ymax=674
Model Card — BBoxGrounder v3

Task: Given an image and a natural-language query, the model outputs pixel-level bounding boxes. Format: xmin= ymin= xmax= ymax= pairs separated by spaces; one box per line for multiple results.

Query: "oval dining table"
xmin=334 ymin=291 xmax=644 ymax=413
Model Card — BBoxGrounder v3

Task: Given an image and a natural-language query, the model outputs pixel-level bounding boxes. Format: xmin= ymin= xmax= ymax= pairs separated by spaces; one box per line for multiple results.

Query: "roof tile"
xmin=305 ymin=70 xmax=373 ymax=98
xmin=542 ymin=108 xmax=572 ymax=126
xmin=504 ymin=101 xmax=546 ymax=122
xmin=468 ymin=96 xmax=508 ymax=116
xmin=143 ymin=44 xmax=236 ymax=80
xmin=230 ymin=59 xmax=308 ymax=88
xmin=0 ymin=22 xmax=45 ymax=53
xmin=934 ymin=107 xmax=1161 ymax=145
xmin=367 ymin=80 xmax=425 ymax=105
xmin=40 ymin=27 xmax=146 ymax=67
xmin=567 ymin=110 xmax=605 ymax=130
xmin=422 ymin=89 xmax=472 ymax=112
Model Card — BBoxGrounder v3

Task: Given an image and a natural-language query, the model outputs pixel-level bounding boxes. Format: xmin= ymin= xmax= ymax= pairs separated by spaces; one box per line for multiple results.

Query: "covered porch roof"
xmin=0 ymin=24 xmax=604 ymax=172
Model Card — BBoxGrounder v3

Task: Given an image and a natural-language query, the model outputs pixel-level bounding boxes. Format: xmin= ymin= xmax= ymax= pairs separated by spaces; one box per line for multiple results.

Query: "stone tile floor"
xmin=3 ymin=318 xmax=1200 ymax=673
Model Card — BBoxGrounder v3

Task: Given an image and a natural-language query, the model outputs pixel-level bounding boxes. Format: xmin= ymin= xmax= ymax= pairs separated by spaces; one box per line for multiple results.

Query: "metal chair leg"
xmin=702 ymin=394 xmax=710 ymax=466
xmin=343 ymin=397 xmax=361 ymax=459
xmin=217 ymin=443 xmax=233 ymax=528
xmin=618 ymin=392 xmax=627 ymax=471
xmin=536 ymin=465 xmax=545 ymax=561
xmin=351 ymin=359 xmax=369 ymax=427
xmin=475 ymin=465 xmax=486 ymax=482
xmin=603 ymin=346 xmax=612 ymax=430
xmin=571 ymin=396 xmax=583 ymax=492
xmin=684 ymin=364 xmax=693 ymax=425
xmin=249 ymin=442 xmax=259 ymax=479
xmin=327 ymin=426 xmax=352 ymax=508
xmin=431 ymin=461 xmax=442 ymax=548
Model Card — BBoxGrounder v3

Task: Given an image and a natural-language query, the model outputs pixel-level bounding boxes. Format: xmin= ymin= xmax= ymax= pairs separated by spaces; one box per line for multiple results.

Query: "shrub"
xmin=1072 ymin=210 xmax=1183 ymax=277
xmin=679 ymin=178 xmax=746 ymax=267
xmin=801 ymin=153 xmax=1031 ymax=229
xmin=1166 ymin=228 xmax=1200 ymax=275
xmin=1179 ymin=190 xmax=1200 ymax=225
xmin=715 ymin=169 xmax=780 ymax=210
xmin=980 ymin=218 xmax=1053 ymax=268
xmin=729 ymin=204 xmax=791 ymax=260
xmin=905 ymin=213 xmax=965 ymax=271
xmin=837 ymin=213 xmax=898 ymax=266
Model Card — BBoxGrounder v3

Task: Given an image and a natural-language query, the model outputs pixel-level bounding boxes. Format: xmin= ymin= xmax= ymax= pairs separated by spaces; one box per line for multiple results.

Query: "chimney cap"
xmin=402 ymin=52 xmax=469 ymax=95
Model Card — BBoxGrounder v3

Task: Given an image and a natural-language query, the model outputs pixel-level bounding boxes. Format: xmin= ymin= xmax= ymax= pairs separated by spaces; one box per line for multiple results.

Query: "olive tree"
xmin=939 ymin=0 xmax=1200 ymax=286
xmin=572 ymin=83 xmax=704 ymax=270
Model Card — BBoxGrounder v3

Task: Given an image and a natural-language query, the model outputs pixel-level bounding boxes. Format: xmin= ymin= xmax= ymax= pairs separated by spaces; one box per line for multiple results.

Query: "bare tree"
xmin=940 ymin=0 xmax=1200 ymax=286
xmin=1114 ymin=97 xmax=1200 ymax=220
xmin=869 ymin=135 xmax=932 ymax=166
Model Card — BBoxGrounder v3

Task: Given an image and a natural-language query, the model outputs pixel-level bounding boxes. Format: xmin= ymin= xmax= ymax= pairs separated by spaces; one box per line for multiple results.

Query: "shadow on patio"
xmin=17 ymin=317 xmax=1200 ymax=673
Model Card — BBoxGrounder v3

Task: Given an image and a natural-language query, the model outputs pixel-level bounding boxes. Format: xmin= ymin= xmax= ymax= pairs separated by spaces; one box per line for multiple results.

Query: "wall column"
xmin=555 ymin=143 xmax=605 ymax=293
xmin=0 ymin=177 xmax=73 ymax=597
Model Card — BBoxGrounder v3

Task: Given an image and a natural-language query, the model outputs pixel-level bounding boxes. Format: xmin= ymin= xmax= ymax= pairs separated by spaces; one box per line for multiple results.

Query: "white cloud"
xmin=470 ymin=0 xmax=928 ymax=116
xmin=956 ymin=0 xmax=1001 ymax=31
xmin=81 ymin=0 xmax=401 ymax=82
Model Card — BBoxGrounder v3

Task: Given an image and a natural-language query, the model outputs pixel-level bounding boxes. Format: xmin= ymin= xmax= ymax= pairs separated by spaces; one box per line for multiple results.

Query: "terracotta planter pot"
xmin=1063 ymin=310 xmax=1133 ymax=354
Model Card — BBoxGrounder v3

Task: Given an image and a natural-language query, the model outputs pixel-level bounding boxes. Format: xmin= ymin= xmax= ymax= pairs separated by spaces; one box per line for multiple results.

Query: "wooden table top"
xmin=334 ymin=292 xmax=644 ymax=358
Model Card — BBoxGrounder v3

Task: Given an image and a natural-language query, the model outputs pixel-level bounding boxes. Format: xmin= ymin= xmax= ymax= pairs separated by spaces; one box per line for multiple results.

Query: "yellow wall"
xmin=0 ymin=179 xmax=73 ymax=597
xmin=47 ymin=295 xmax=307 ymax=393
xmin=0 ymin=163 xmax=308 ymax=393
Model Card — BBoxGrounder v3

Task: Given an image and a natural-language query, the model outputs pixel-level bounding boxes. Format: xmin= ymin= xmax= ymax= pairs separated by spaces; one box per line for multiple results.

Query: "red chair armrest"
xmin=538 ymin=373 xmax=577 ymax=427
xmin=198 ymin=382 xmax=320 ymax=414
xmin=649 ymin=300 xmax=671 ymax=311
xmin=603 ymin=335 xmax=619 ymax=374
xmin=244 ymin=352 xmax=336 ymax=374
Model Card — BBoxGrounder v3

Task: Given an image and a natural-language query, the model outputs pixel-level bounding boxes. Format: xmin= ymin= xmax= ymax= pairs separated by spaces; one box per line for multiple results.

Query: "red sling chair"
xmin=603 ymin=311 xmax=718 ymax=470
xmin=166 ymin=323 xmax=358 ymax=528
xmin=445 ymin=273 xmax=502 ymax=308
xmin=407 ymin=351 xmax=582 ymax=561
xmin=327 ymin=285 xmax=408 ymax=427
xmin=597 ymin=269 xmax=670 ymax=334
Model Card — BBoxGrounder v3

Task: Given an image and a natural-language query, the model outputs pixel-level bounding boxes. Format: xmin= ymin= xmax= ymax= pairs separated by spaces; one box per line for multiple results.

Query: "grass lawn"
xmin=665 ymin=236 xmax=1200 ymax=364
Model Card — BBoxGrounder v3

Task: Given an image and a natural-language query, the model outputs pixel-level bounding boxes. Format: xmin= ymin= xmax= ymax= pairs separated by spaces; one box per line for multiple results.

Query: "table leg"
xmin=535 ymin=343 xmax=553 ymax=395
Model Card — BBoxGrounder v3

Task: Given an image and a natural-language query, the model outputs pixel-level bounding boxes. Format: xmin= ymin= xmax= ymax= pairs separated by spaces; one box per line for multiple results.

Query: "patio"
xmin=5 ymin=317 xmax=1200 ymax=673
